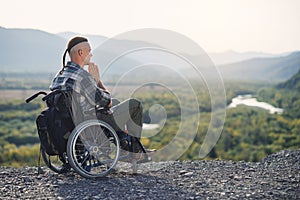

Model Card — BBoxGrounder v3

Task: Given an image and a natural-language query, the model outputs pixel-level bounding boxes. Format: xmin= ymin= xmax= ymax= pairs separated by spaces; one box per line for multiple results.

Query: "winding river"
xmin=228 ymin=94 xmax=283 ymax=114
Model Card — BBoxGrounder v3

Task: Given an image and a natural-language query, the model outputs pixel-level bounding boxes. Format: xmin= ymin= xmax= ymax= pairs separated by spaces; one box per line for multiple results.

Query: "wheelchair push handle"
xmin=25 ymin=91 xmax=47 ymax=103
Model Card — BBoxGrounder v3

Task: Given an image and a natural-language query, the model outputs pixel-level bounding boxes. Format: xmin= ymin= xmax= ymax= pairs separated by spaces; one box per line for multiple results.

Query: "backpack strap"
xmin=37 ymin=148 xmax=44 ymax=174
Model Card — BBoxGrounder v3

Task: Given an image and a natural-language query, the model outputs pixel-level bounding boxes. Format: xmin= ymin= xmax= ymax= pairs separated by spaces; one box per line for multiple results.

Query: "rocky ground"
xmin=0 ymin=149 xmax=299 ymax=199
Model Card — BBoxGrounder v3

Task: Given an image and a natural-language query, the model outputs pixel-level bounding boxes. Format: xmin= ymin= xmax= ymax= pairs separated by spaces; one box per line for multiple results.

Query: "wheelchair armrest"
xmin=84 ymin=106 xmax=112 ymax=115
xmin=96 ymin=106 xmax=113 ymax=115
xmin=84 ymin=108 xmax=96 ymax=115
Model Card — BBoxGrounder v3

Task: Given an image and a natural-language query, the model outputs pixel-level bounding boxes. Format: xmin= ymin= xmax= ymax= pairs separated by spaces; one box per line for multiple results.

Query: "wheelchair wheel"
xmin=67 ymin=120 xmax=120 ymax=178
xmin=41 ymin=147 xmax=69 ymax=174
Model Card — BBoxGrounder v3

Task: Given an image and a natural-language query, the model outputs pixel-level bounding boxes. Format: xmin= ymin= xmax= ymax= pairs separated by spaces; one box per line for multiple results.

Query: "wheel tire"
xmin=67 ymin=120 xmax=120 ymax=178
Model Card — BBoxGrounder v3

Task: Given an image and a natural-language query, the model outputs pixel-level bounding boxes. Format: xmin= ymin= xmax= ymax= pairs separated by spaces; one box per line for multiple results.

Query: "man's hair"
xmin=61 ymin=36 xmax=88 ymax=70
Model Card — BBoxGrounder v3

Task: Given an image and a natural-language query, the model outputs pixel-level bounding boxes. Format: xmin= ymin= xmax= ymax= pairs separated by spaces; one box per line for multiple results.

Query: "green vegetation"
xmin=0 ymin=74 xmax=300 ymax=166
xmin=0 ymin=72 xmax=51 ymax=90
xmin=0 ymin=99 xmax=44 ymax=166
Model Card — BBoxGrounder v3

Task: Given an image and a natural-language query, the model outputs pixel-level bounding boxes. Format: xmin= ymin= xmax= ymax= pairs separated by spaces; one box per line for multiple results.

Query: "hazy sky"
xmin=1 ymin=0 xmax=299 ymax=53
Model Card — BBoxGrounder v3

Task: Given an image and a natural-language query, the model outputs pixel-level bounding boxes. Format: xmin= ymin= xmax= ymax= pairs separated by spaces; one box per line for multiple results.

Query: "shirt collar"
xmin=66 ymin=61 xmax=82 ymax=69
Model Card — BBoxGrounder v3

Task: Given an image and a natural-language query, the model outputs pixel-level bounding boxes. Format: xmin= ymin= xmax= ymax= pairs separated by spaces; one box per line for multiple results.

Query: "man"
xmin=50 ymin=36 xmax=143 ymax=153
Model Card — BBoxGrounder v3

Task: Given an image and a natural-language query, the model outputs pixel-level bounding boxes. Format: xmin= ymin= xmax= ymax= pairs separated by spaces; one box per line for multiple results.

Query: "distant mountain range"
xmin=218 ymin=51 xmax=300 ymax=82
xmin=56 ymin=32 xmax=107 ymax=49
xmin=209 ymin=50 xmax=291 ymax=66
xmin=0 ymin=27 xmax=299 ymax=82
xmin=0 ymin=27 xmax=65 ymax=72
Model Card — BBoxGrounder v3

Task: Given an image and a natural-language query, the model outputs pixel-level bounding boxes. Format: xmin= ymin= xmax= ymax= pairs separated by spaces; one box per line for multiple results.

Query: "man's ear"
xmin=78 ymin=49 xmax=83 ymax=56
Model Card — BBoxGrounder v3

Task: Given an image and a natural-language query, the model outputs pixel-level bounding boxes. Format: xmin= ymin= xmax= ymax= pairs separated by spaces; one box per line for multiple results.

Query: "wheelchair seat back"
xmin=43 ymin=89 xmax=85 ymax=124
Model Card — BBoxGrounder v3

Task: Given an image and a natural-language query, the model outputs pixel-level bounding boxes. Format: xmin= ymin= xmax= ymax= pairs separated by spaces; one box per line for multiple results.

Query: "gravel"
xmin=0 ymin=149 xmax=299 ymax=199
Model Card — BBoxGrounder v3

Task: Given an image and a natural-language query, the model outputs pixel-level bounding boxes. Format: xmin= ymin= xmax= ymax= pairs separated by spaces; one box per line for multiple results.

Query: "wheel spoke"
xmin=67 ymin=120 xmax=120 ymax=178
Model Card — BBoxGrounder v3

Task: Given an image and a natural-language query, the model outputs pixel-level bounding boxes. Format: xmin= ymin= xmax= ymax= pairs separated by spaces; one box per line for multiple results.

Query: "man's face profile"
xmin=82 ymin=43 xmax=92 ymax=65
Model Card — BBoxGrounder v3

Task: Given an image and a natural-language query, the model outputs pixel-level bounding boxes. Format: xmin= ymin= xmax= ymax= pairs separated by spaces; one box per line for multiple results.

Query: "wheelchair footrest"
xmin=118 ymin=150 xmax=154 ymax=164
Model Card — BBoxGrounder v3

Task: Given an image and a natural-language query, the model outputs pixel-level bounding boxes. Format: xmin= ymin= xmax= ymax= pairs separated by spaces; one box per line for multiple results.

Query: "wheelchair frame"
xmin=26 ymin=90 xmax=151 ymax=178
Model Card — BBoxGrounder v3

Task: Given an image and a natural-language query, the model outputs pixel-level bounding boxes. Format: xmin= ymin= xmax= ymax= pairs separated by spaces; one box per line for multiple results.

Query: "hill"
xmin=0 ymin=28 xmax=108 ymax=73
xmin=277 ymin=68 xmax=300 ymax=90
xmin=219 ymin=51 xmax=300 ymax=82
xmin=209 ymin=50 xmax=290 ymax=65
xmin=0 ymin=27 xmax=65 ymax=72
xmin=0 ymin=27 xmax=299 ymax=83
xmin=56 ymin=31 xmax=107 ymax=48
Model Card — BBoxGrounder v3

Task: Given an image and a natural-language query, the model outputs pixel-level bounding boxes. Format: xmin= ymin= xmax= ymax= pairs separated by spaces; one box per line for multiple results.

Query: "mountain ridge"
xmin=0 ymin=27 xmax=66 ymax=72
xmin=277 ymin=68 xmax=300 ymax=90
xmin=219 ymin=51 xmax=300 ymax=82
xmin=0 ymin=27 xmax=299 ymax=82
xmin=209 ymin=50 xmax=291 ymax=65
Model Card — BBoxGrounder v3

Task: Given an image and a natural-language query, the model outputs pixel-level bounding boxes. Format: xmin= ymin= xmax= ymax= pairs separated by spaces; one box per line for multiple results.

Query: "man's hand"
xmin=88 ymin=62 xmax=110 ymax=93
xmin=88 ymin=62 xmax=100 ymax=83
xmin=108 ymin=100 xmax=112 ymax=108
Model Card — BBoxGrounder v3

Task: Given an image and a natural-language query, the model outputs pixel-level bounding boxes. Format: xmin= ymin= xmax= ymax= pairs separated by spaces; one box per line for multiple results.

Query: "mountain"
xmin=0 ymin=27 xmax=299 ymax=83
xmin=209 ymin=50 xmax=290 ymax=66
xmin=0 ymin=28 xmax=108 ymax=73
xmin=0 ymin=27 xmax=66 ymax=72
xmin=91 ymin=38 xmax=205 ymax=79
xmin=277 ymin=68 xmax=300 ymax=90
xmin=56 ymin=32 xmax=107 ymax=48
xmin=219 ymin=51 xmax=300 ymax=82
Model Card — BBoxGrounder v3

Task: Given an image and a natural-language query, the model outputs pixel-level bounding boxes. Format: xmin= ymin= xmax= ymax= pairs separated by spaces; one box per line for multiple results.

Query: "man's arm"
xmin=80 ymin=71 xmax=111 ymax=108
xmin=88 ymin=63 xmax=109 ymax=92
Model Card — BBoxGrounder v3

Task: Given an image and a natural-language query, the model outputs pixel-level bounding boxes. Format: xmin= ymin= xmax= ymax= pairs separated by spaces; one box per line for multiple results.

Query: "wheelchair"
xmin=26 ymin=90 xmax=152 ymax=179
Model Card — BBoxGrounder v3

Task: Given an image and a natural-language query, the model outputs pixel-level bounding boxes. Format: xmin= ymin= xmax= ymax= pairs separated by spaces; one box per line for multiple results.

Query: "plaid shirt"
xmin=50 ymin=62 xmax=111 ymax=112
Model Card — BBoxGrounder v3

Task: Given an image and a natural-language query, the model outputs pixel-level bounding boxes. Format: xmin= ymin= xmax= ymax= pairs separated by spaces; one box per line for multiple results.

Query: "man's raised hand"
xmin=88 ymin=62 xmax=100 ymax=83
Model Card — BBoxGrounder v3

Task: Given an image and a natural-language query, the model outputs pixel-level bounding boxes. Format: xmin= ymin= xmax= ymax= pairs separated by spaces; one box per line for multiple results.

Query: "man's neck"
xmin=70 ymin=58 xmax=84 ymax=68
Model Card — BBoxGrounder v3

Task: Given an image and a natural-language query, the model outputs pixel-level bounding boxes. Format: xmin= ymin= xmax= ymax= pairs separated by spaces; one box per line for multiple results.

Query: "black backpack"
xmin=36 ymin=91 xmax=75 ymax=156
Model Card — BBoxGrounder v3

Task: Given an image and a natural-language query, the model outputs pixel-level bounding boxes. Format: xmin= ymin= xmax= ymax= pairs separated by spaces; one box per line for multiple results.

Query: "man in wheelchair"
xmin=50 ymin=36 xmax=149 ymax=162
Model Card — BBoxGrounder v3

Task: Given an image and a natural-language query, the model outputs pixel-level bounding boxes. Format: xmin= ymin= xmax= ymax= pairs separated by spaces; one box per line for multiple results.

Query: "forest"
xmin=0 ymin=71 xmax=299 ymax=167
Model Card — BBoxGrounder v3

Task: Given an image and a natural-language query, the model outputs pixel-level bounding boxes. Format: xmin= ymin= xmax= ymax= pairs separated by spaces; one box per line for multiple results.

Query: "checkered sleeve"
xmin=80 ymin=73 xmax=111 ymax=107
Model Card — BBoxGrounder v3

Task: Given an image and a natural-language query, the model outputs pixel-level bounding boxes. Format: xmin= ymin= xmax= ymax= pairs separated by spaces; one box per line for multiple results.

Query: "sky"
xmin=1 ymin=0 xmax=300 ymax=54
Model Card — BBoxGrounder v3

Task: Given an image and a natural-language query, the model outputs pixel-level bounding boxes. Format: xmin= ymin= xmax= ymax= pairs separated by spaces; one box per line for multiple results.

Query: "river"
xmin=228 ymin=94 xmax=283 ymax=114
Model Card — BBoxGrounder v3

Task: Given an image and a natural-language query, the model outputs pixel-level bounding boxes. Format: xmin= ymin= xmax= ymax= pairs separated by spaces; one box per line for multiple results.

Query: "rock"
xmin=0 ymin=149 xmax=299 ymax=199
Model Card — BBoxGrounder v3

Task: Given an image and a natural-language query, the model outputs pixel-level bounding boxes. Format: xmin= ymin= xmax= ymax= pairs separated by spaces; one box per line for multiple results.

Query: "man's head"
xmin=63 ymin=36 xmax=92 ymax=67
